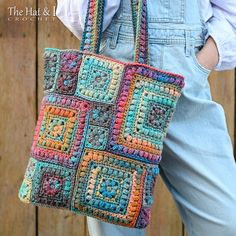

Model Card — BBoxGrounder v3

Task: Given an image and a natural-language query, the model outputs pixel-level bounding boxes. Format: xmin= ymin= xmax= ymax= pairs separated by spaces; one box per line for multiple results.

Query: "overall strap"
xmin=79 ymin=0 xmax=150 ymax=65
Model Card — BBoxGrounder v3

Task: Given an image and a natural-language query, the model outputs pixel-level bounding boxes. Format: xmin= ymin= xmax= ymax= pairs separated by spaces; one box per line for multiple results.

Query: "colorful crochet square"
xmin=71 ymin=149 xmax=159 ymax=227
xmin=31 ymin=93 xmax=90 ymax=168
xmin=56 ymin=72 xmax=78 ymax=95
xmin=19 ymin=157 xmax=76 ymax=208
xmin=89 ymin=103 xmax=114 ymax=127
xmin=85 ymin=125 xmax=109 ymax=150
xmin=107 ymin=65 xmax=182 ymax=164
xmin=43 ymin=49 xmax=83 ymax=94
xmin=60 ymin=51 xmax=82 ymax=73
xmin=75 ymin=54 xmax=125 ymax=104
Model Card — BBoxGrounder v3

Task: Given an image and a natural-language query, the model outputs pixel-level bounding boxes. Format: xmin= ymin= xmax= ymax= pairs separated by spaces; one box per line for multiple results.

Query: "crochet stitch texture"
xmin=18 ymin=0 xmax=185 ymax=228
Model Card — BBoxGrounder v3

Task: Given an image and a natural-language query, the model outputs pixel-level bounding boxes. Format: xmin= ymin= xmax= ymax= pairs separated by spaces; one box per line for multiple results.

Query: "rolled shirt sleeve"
xmin=204 ymin=0 xmax=236 ymax=71
xmin=56 ymin=0 xmax=121 ymax=41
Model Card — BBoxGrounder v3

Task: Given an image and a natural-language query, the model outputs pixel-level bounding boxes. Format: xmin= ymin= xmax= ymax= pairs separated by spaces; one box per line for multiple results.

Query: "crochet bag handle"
xmin=79 ymin=0 xmax=150 ymax=65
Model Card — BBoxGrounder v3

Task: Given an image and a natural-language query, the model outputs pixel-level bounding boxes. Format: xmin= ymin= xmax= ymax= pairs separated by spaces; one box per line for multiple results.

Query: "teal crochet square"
xmin=75 ymin=55 xmax=124 ymax=104
xmin=84 ymin=164 xmax=132 ymax=214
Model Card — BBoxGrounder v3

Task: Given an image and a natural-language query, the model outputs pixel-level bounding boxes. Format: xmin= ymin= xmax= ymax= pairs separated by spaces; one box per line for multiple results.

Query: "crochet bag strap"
xmin=79 ymin=0 xmax=150 ymax=65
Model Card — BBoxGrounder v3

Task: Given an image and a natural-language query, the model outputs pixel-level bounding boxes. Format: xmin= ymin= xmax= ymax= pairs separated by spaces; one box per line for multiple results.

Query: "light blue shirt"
xmin=56 ymin=0 xmax=236 ymax=71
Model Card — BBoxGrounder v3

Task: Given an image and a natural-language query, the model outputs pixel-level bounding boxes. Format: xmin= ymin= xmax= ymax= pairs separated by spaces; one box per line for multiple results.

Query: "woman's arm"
xmin=56 ymin=0 xmax=121 ymax=40
xmin=197 ymin=0 xmax=236 ymax=71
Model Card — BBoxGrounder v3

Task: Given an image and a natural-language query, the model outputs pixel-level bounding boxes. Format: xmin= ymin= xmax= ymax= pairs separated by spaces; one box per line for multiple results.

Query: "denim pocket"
xmin=99 ymin=37 xmax=135 ymax=62
xmin=190 ymin=44 xmax=212 ymax=76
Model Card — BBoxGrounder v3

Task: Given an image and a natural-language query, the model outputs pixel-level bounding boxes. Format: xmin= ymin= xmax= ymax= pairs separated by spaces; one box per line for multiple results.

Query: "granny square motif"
xmin=71 ymin=149 xmax=159 ymax=228
xmin=31 ymin=94 xmax=90 ymax=168
xmin=75 ymin=54 xmax=125 ymax=104
xmin=19 ymin=157 xmax=76 ymax=209
xmin=107 ymin=66 xmax=181 ymax=163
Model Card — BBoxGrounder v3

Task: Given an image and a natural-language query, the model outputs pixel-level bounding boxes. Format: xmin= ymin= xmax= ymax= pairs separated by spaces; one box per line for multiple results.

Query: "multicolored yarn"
xmin=18 ymin=0 xmax=185 ymax=229
xmin=79 ymin=0 xmax=105 ymax=54
xmin=133 ymin=0 xmax=150 ymax=64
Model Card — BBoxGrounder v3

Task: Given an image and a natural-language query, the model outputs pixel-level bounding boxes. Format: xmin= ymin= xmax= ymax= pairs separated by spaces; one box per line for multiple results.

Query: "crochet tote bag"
xmin=18 ymin=0 xmax=185 ymax=228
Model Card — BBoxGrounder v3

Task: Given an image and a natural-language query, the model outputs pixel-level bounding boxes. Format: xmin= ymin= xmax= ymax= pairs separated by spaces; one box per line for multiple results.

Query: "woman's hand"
xmin=196 ymin=36 xmax=220 ymax=71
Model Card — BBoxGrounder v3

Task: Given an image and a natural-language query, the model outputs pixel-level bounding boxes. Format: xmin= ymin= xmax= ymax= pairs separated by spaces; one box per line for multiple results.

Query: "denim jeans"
xmin=87 ymin=0 xmax=236 ymax=235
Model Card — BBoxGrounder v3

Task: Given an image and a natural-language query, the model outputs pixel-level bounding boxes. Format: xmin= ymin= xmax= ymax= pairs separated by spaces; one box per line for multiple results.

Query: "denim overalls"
xmin=87 ymin=0 xmax=236 ymax=235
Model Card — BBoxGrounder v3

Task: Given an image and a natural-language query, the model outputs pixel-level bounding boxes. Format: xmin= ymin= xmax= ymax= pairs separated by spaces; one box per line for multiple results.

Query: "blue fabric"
xmin=87 ymin=0 xmax=236 ymax=235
